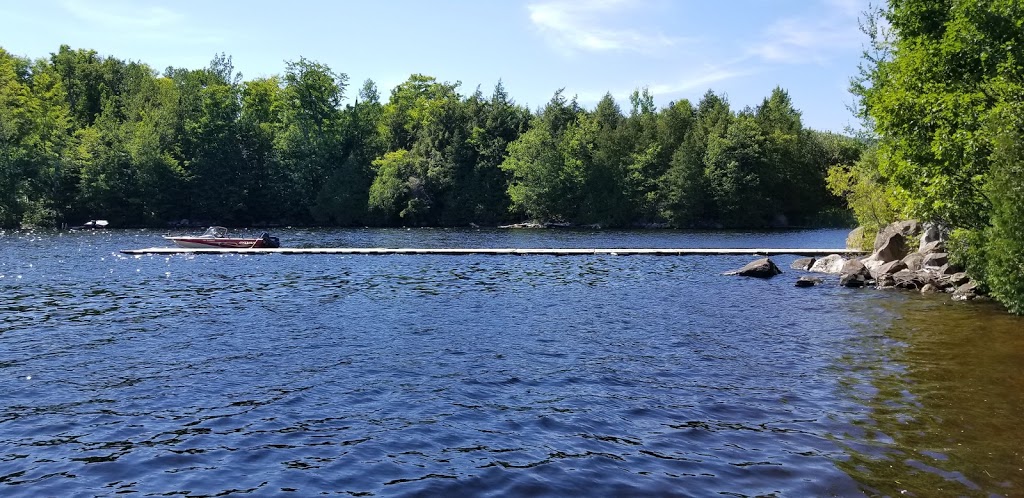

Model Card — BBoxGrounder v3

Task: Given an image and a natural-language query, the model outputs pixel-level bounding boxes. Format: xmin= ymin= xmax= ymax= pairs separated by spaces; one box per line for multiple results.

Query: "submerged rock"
xmin=723 ymin=257 xmax=782 ymax=278
xmin=952 ymin=281 xmax=980 ymax=301
xmin=795 ymin=276 xmax=823 ymax=287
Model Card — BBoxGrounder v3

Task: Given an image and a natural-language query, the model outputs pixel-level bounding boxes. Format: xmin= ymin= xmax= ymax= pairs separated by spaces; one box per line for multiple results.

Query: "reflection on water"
xmin=0 ymin=228 xmax=1022 ymax=496
xmin=835 ymin=294 xmax=1024 ymax=496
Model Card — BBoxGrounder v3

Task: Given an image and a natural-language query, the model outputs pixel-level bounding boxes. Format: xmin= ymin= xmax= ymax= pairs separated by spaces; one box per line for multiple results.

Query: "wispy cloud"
xmin=647 ymin=68 xmax=754 ymax=95
xmin=61 ymin=0 xmax=183 ymax=29
xmin=746 ymin=0 xmax=867 ymax=65
xmin=60 ymin=0 xmax=223 ymax=44
xmin=574 ymin=67 xmax=752 ymax=105
xmin=527 ymin=0 xmax=681 ymax=54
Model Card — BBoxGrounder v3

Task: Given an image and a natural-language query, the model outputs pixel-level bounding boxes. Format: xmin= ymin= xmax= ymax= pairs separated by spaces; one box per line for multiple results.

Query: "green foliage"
xmin=825 ymin=145 xmax=898 ymax=240
xmin=1 ymin=44 xmax=858 ymax=232
xmin=981 ymin=101 xmax=1024 ymax=313
xmin=849 ymin=1 xmax=1024 ymax=313
xmin=368 ymin=149 xmax=419 ymax=222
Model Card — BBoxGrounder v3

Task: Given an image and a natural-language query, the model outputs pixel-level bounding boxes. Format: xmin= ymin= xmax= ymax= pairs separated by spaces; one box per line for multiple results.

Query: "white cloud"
xmin=573 ymin=67 xmax=751 ymax=107
xmin=61 ymin=0 xmax=183 ymax=29
xmin=647 ymin=68 xmax=753 ymax=95
xmin=59 ymin=0 xmax=223 ymax=44
xmin=527 ymin=0 xmax=681 ymax=54
xmin=747 ymin=0 xmax=867 ymax=65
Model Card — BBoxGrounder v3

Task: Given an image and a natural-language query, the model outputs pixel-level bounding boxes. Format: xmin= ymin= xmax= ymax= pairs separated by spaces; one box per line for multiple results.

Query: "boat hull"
xmin=164 ymin=237 xmax=273 ymax=249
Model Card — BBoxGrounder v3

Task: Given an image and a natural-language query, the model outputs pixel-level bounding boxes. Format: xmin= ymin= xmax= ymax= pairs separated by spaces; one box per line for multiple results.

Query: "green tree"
xmin=276 ymin=57 xmax=348 ymax=222
xmin=849 ymin=0 xmax=1024 ymax=312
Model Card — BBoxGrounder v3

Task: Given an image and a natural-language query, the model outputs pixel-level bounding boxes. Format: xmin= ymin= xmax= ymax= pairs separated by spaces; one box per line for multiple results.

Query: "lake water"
xmin=1 ymin=228 xmax=1022 ymax=497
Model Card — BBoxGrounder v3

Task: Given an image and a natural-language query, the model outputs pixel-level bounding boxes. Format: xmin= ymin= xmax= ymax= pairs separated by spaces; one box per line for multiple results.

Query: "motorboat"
xmin=71 ymin=219 xmax=109 ymax=230
xmin=163 ymin=226 xmax=280 ymax=249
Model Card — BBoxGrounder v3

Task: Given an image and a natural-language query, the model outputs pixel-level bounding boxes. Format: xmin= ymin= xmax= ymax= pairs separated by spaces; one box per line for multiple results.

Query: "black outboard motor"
xmin=261 ymin=233 xmax=281 ymax=248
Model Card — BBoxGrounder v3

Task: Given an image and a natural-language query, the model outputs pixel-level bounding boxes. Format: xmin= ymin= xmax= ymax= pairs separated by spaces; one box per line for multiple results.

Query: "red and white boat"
xmin=163 ymin=226 xmax=280 ymax=249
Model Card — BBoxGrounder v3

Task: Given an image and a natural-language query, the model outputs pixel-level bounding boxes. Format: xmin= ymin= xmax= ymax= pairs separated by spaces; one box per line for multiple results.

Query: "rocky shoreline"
xmin=725 ymin=220 xmax=984 ymax=302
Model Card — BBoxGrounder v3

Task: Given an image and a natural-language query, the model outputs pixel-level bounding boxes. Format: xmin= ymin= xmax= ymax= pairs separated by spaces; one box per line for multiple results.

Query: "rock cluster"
xmin=795 ymin=220 xmax=983 ymax=301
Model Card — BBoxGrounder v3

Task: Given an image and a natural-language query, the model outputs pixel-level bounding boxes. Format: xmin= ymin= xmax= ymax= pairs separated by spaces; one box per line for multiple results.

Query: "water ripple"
xmin=1 ymin=228 xmax=1022 ymax=496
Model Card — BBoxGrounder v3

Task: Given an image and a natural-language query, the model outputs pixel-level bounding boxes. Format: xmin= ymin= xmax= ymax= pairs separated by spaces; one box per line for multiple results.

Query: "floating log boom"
xmin=120 ymin=247 xmax=864 ymax=256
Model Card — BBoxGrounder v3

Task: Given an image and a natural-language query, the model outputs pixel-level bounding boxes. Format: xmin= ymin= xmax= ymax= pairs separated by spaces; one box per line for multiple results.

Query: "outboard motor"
xmin=261 ymin=233 xmax=281 ymax=248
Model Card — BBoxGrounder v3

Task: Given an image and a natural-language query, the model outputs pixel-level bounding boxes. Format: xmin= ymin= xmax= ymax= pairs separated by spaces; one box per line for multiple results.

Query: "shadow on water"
xmin=833 ymin=294 xmax=1024 ymax=497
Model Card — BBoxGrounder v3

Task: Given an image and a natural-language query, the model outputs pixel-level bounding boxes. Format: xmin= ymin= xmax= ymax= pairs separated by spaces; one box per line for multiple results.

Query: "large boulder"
xmin=810 ymin=254 xmax=847 ymax=274
xmin=724 ymin=257 xmax=782 ymax=278
xmin=919 ymin=222 xmax=947 ymax=252
xmin=846 ymin=227 xmax=867 ymax=250
xmin=901 ymin=252 xmax=925 ymax=272
xmin=919 ymin=240 xmax=946 ymax=255
xmin=922 ymin=252 xmax=949 ymax=269
xmin=839 ymin=259 xmax=871 ymax=288
xmin=791 ymin=257 xmax=816 ymax=271
xmin=872 ymin=231 xmax=911 ymax=264
xmin=872 ymin=260 xmax=908 ymax=279
xmin=893 ymin=269 xmax=927 ymax=290
xmin=873 ymin=220 xmax=922 ymax=253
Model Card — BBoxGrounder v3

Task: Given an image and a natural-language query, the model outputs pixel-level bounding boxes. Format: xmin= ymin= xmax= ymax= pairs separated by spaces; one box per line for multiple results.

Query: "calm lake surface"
xmin=2 ymin=228 xmax=1022 ymax=497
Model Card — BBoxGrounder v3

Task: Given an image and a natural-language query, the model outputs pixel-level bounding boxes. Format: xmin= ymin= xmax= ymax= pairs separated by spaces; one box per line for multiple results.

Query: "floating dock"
xmin=121 ymin=247 xmax=864 ymax=256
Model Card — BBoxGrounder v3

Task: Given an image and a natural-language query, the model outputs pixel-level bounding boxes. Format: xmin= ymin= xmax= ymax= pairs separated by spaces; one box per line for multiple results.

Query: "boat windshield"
xmin=201 ymin=226 xmax=228 ymax=238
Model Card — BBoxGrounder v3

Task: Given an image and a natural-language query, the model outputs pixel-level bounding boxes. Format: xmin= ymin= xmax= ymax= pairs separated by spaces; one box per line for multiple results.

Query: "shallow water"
xmin=1 ymin=228 xmax=1022 ymax=496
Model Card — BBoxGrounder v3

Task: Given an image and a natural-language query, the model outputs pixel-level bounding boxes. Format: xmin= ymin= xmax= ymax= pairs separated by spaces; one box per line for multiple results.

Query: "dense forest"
xmin=2 ymin=1 xmax=1023 ymax=316
xmin=837 ymin=0 xmax=1024 ymax=314
xmin=0 ymin=45 xmax=863 ymax=230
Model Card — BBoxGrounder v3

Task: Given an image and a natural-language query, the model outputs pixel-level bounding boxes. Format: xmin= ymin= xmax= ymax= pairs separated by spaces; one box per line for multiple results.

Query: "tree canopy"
xmin=1 ymin=44 xmax=858 ymax=231
xmin=841 ymin=0 xmax=1024 ymax=313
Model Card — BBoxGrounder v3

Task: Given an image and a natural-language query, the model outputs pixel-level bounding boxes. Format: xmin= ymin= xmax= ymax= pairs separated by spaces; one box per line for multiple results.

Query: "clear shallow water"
xmin=1 ymin=228 xmax=1022 ymax=497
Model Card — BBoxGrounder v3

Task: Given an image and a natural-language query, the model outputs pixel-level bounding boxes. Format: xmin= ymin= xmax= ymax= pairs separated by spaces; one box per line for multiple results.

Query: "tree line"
xmin=1 ymin=45 xmax=864 ymax=230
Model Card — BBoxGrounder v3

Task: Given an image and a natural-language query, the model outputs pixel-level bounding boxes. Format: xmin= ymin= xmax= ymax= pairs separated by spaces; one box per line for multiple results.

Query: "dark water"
xmin=2 ymin=228 xmax=1022 ymax=497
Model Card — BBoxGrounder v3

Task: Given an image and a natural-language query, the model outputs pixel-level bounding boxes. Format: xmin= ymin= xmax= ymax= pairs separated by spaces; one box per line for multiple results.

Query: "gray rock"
xmin=949 ymin=272 xmax=970 ymax=286
xmin=809 ymin=254 xmax=846 ymax=274
xmin=921 ymin=283 xmax=940 ymax=294
xmin=952 ymin=281 xmax=980 ymax=301
xmin=839 ymin=259 xmax=871 ymax=288
xmin=795 ymin=276 xmax=824 ymax=287
xmin=893 ymin=270 xmax=926 ymax=290
xmin=872 ymin=231 xmax=910 ymax=264
xmin=919 ymin=240 xmax=946 ymax=254
xmin=873 ymin=260 xmax=908 ymax=278
xmin=876 ymin=274 xmax=896 ymax=288
xmin=873 ymin=220 xmax=922 ymax=253
xmin=922 ymin=252 xmax=949 ymax=269
xmin=846 ymin=227 xmax=866 ymax=250
xmin=724 ymin=257 xmax=782 ymax=278
xmin=902 ymin=252 xmax=925 ymax=272
xmin=840 ymin=273 xmax=867 ymax=287
xmin=791 ymin=257 xmax=816 ymax=271
xmin=919 ymin=222 xmax=947 ymax=251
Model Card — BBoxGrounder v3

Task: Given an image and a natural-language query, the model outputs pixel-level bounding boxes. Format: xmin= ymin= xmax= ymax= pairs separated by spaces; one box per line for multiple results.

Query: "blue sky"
xmin=1 ymin=0 xmax=872 ymax=132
